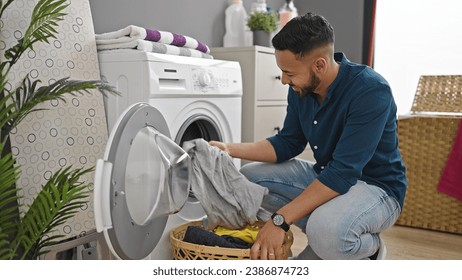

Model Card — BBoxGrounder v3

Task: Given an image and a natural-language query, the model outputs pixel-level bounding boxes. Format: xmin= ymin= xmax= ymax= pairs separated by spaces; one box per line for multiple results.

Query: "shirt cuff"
xmin=316 ymin=166 xmax=355 ymax=195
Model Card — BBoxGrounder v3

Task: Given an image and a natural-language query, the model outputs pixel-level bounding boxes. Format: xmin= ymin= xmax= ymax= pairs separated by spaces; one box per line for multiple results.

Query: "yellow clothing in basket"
xmin=214 ymin=225 xmax=259 ymax=244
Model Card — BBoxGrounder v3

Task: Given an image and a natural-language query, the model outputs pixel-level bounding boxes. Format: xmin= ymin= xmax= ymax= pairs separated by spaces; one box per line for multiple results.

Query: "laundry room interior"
xmin=1 ymin=0 xmax=462 ymax=263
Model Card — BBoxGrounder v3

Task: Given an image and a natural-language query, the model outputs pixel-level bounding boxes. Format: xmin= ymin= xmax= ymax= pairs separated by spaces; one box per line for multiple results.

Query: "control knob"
xmin=198 ymin=71 xmax=212 ymax=87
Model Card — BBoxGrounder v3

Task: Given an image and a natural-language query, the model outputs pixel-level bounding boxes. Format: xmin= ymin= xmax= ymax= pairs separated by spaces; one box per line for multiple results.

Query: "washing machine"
xmin=94 ymin=50 xmax=243 ymax=260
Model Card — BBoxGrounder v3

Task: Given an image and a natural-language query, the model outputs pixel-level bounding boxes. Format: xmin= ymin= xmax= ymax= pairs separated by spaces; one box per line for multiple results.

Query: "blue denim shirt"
xmin=267 ymin=53 xmax=407 ymax=208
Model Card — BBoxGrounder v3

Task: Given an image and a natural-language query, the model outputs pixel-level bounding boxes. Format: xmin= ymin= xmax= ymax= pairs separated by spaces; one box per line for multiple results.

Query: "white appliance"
xmin=94 ymin=50 xmax=242 ymax=260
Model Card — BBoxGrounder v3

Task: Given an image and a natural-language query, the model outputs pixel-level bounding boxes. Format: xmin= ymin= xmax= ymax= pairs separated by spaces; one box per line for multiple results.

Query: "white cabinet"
xmin=211 ymin=46 xmax=314 ymax=162
xmin=254 ymin=105 xmax=287 ymax=141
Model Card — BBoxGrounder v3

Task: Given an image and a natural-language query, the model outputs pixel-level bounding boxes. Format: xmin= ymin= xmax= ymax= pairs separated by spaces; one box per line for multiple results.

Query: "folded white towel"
xmin=95 ymin=25 xmax=210 ymax=54
xmin=95 ymin=25 xmax=147 ymax=40
xmin=96 ymin=39 xmax=213 ymax=59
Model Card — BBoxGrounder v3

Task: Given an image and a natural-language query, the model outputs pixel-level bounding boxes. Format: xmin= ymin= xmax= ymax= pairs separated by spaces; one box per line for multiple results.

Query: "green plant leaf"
xmin=0 ymin=0 xmax=119 ymax=260
xmin=0 ymin=142 xmax=20 ymax=260
xmin=247 ymin=12 xmax=278 ymax=33
xmin=3 ymin=0 xmax=69 ymax=64
xmin=0 ymin=92 xmax=17 ymax=142
xmin=0 ymin=0 xmax=15 ymax=19
xmin=9 ymin=167 xmax=93 ymax=259
xmin=2 ymin=75 xmax=117 ymax=139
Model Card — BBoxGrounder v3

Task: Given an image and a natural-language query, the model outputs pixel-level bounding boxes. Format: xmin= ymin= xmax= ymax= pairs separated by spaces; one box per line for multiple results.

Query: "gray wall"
xmin=297 ymin=0 xmax=365 ymax=63
xmin=89 ymin=0 xmax=364 ymax=63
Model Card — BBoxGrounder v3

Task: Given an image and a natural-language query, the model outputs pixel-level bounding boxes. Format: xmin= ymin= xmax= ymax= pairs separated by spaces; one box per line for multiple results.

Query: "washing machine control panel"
xmin=198 ymin=71 xmax=212 ymax=87
xmin=191 ymin=67 xmax=241 ymax=95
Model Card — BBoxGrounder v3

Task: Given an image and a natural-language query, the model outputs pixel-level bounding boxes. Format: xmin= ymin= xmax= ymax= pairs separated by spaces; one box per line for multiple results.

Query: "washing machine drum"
xmin=94 ymin=103 xmax=191 ymax=260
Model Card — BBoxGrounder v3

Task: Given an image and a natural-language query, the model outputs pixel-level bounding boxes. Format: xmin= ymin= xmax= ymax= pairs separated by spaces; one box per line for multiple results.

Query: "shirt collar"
xmin=324 ymin=52 xmax=349 ymax=102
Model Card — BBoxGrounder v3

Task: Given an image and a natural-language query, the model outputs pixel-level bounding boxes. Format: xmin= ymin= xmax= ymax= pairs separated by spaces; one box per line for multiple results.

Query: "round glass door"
xmin=125 ymin=126 xmax=164 ymax=225
xmin=126 ymin=126 xmax=190 ymax=226
xmin=94 ymin=103 xmax=191 ymax=259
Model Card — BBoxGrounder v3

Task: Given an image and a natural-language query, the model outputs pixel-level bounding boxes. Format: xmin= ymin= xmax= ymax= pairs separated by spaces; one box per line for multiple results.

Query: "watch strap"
xmin=271 ymin=212 xmax=290 ymax=232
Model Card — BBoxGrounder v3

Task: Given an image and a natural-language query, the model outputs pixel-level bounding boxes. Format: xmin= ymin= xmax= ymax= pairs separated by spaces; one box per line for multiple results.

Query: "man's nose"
xmin=280 ymin=73 xmax=290 ymax=85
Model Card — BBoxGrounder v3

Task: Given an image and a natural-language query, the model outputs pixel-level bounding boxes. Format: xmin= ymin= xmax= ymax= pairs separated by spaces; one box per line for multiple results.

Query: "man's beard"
xmin=293 ymin=73 xmax=321 ymax=98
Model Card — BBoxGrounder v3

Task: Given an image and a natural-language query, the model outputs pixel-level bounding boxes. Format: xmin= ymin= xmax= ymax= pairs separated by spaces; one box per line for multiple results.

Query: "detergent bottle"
xmin=278 ymin=0 xmax=298 ymax=30
xmin=223 ymin=0 xmax=252 ymax=47
xmin=250 ymin=0 xmax=267 ymax=14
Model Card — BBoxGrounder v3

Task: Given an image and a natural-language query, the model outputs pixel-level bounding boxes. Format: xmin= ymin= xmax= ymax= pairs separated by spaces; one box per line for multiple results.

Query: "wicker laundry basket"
xmin=396 ymin=75 xmax=462 ymax=234
xmin=170 ymin=220 xmax=294 ymax=260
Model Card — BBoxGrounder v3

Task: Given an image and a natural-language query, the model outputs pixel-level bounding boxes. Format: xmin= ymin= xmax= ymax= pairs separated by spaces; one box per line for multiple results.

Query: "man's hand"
xmin=250 ymin=220 xmax=286 ymax=260
xmin=208 ymin=140 xmax=229 ymax=153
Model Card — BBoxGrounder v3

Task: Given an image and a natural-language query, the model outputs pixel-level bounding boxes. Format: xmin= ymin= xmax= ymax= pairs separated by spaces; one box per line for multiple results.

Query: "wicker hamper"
xmin=396 ymin=75 xmax=462 ymax=234
xmin=170 ymin=220 xmax=294 ymax=260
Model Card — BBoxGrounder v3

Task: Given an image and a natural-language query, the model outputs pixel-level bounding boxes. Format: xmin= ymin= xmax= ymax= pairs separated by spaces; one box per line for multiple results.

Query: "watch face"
xmin=272 ymin=214 xmax=284 ymax=226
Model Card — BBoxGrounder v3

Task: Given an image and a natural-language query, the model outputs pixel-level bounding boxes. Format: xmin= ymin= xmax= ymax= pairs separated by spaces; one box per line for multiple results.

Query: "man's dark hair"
xmin=272 ymin=12 xmax=335 ymax=57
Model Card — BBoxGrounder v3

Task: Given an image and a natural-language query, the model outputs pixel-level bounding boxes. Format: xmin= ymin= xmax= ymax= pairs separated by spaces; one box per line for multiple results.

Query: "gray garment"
xmin=182 ymin=139 xmax=268 ymax=230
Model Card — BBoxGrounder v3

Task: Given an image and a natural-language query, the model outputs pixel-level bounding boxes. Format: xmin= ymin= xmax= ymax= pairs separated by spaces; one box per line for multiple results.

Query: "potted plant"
xmin=247 ymin=12 xmax=278 ymax=47
xmin=0 ymin=0 xmax=116 ymax=259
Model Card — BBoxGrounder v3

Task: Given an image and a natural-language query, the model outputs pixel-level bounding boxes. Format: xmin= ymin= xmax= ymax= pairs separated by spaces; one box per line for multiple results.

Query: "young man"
xmin=209 ymin=12 xmax=407 ymax=260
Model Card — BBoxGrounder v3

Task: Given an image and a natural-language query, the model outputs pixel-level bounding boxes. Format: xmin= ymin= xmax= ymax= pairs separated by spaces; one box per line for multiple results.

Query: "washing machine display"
xmin=191 ymin=68 xmax=236 ymax=93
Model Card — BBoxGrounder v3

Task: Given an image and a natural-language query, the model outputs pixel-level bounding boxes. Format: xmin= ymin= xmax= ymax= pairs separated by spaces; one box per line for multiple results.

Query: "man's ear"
xmin=314 ymin=58 xmax=327 ymax=72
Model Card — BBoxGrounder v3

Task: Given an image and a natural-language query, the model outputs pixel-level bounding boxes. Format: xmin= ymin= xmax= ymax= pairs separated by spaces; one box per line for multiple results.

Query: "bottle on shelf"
xmin=278 ymin=0 xmax=298 ymax=30
xmin=223 ymin=0 xmax=253 ymax=47
xmin=250 ymin=0 xmax=267 ymax=14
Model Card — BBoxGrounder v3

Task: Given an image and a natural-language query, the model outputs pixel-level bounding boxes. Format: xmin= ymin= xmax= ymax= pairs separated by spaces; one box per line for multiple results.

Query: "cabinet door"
xmin=255 ymin=106 xmax=315 ymax=162
xmin=256 ymin=52 xmax=288 ymax=102
xmin=254 ymin=105 xmax=287 ymax=141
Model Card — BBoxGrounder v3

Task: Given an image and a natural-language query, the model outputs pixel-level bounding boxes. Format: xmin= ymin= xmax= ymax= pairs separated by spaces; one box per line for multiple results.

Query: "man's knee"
xmin=239 ymin=162 xmax=273 ymax=182
xmin=306 ymin=225 xmax=360 ymax=259
xmin=305 ymin=210 xmax=361 ymax=260
xmin=239 ymin=162 xmax=259 ymax=181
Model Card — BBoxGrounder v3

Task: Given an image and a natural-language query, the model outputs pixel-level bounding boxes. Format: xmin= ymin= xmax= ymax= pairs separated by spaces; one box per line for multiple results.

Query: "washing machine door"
xmin=94 ymin=103 xmax=191 ymax=260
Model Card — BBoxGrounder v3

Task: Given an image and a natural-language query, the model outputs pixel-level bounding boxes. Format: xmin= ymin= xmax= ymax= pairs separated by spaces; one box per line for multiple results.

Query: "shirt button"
xmin=314 ymin=145 xmax=318 ymax=150
xmin=321 ymin=166 xmax=325 ymax=170
xmin=313 ymin=120 xmax=318 ymax=125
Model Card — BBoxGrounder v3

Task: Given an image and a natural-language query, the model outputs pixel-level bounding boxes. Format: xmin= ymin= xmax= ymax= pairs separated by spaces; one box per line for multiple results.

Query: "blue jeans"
xmin=240 ymin=159 xmax=401 ymax=260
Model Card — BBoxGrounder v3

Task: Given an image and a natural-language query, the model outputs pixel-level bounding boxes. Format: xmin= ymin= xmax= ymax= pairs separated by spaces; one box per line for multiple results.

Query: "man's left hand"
xmin=250 ymin=220 xmax=286 ymax=260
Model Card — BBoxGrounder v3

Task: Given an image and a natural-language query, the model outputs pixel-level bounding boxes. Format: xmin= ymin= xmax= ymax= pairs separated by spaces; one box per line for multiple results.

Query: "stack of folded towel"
xmin=95 ymin=25 xmax=213 ymax=59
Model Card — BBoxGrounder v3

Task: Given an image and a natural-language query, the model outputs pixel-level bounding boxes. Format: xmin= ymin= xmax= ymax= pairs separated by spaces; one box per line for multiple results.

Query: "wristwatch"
xmin=271 ymin=213 xmax=290 ymax=232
